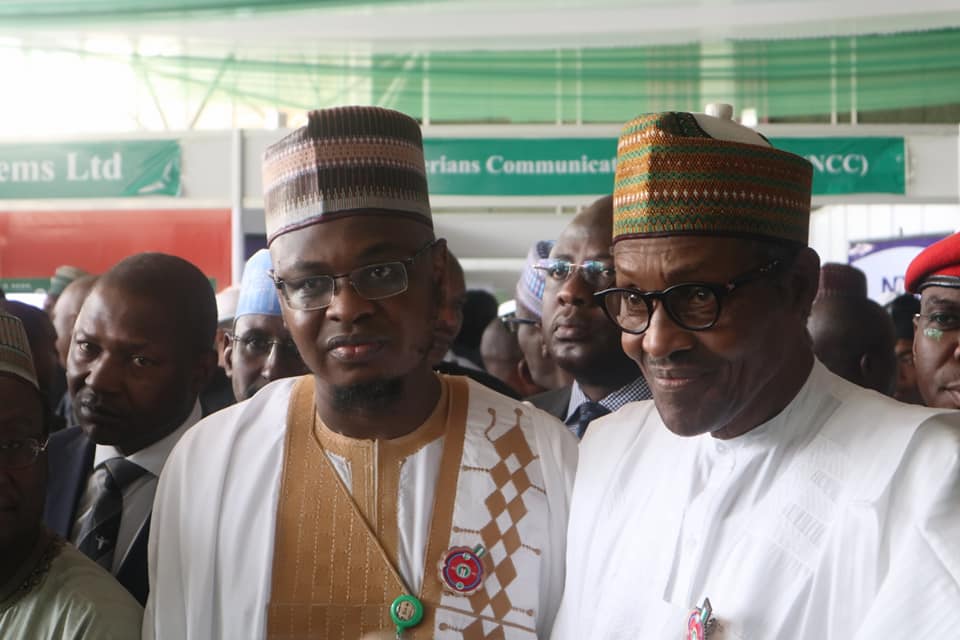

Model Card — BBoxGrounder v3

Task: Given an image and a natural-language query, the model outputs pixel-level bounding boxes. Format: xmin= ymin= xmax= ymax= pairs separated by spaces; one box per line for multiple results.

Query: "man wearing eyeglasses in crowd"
xmin=551 ymin=107 xmax=960 ymax=639
xmin=145 ymin=106 xmax=577 ymax=640
xmin=504 ymin=241 xmax=571 ymax=395
xmin=904 ymin=231 xmax=960 ymax=410
xmin=223 ymin=249 xmax=307 ymax=402
xmin=529 ymin=195 xmax=651 ymax=439
xmin=0 ymin=311 xmax=142 ymax=638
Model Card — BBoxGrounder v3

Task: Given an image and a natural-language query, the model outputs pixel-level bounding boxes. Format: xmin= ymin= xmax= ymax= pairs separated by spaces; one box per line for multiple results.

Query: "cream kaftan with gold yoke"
xmin=144 ymin=374 xmax=576 ymax=640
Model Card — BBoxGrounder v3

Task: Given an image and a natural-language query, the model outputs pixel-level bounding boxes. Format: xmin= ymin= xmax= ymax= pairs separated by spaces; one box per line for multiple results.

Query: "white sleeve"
xmin=529 ymin=407 xmax=579 ymax=637
xmin=142 ymin=434 xmax=191 ymax=640
xmin=852 ymin=413 xmax=960 ymax=639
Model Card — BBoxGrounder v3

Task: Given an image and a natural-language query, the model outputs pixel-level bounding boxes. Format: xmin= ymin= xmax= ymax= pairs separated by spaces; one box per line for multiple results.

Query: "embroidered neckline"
xmin=0 ymin=531 xmax=63 ymax=612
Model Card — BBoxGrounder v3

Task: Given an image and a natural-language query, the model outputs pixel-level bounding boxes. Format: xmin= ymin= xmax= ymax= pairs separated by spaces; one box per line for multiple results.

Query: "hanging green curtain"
xmin=5 ymin=23 xmax=959 ymax=123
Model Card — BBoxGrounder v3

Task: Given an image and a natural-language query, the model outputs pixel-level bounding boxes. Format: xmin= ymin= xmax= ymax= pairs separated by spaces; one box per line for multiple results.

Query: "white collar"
xmin=93 ymin=400 xmax=202 ymax=476
xmin=700 ymin=358 xmax=822 ymax=455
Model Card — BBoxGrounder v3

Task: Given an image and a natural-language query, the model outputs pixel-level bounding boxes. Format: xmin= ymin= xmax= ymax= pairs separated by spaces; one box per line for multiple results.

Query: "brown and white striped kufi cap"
xmin=262 ymin=106 xmax=432 ymax=245
xmin=0 ymin=311 xmax=38 ymax=390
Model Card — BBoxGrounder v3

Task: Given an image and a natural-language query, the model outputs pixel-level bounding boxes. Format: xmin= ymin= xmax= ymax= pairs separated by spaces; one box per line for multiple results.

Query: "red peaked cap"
xmin=904 ymin=232 xmax=960 ymax=294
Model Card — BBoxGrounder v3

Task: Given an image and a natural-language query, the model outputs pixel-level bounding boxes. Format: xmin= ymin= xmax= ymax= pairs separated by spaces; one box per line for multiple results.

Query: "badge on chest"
xmin=686 ymin=598 xmax=717 ymax=640
xmin=438 ymin=544 xmax=487 ymax=595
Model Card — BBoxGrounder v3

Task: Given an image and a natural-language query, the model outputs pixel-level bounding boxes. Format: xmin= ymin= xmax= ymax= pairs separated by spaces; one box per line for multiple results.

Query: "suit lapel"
xmin=116 ymin=515 xmax=151 ymax=605
xmin=529 ymin=385 xmax=573 ymax=421
xmin=43 ymin=427 xmax=95 ymax=537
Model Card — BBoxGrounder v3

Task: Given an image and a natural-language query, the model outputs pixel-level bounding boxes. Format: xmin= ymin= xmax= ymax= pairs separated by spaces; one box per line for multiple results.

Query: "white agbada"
xmin=144 ymin=375 xmax=577 ymax=640
xmin=552 ymin=361 xmax=960 ymax=640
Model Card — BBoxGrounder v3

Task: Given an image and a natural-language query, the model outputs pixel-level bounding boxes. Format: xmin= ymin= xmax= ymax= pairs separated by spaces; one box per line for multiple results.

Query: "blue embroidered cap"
xmin=236 ymin=250 xmax=283 ymax=318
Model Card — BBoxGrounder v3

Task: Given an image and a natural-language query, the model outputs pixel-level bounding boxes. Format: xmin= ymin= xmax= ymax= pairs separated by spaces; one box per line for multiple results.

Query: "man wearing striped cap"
xmin=552 ymin=106 xmax=960 ymax=639
xmin=43 ymin=265 xmax=88 ymax=317
xmin=146 ymin=106 xmax=576 ymax=640
xmin=508 ymin=241 xmax=570 ymax=394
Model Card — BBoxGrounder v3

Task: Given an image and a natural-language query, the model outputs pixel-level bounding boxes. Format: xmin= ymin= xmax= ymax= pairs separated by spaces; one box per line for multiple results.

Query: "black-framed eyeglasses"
xmin=915 ymin=311 xmax=960 ymax=333
xmin=0 ymin=437 xmax=48 ymax=471
xmin=227 ymin=332 xmax=301 ymax=360
xmin=594 ymin=259 xmax=783 ymax=334
xmin=535 ymin=259 xmax=616 ymax=290
xmin=269 ymin=240 xmax=438 ymax=311
xmin=501 ymin=316 xmax=539 ymax=335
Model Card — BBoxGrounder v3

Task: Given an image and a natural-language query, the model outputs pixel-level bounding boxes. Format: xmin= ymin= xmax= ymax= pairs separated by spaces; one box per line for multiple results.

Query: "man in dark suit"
xmin=529 ymin=196 xmax=651 ymax=438
xmin=43 ymin=253 xmax=217 ymax=605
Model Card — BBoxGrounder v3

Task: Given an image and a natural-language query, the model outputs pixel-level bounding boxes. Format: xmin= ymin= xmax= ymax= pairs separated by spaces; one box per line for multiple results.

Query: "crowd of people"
xmin=1 ymin=103 xmax=959 ymax=639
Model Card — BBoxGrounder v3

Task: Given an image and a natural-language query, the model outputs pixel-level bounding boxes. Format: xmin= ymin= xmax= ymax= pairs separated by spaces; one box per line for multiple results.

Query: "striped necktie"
xmin=73 ymin=457 xmax=148 ymax=570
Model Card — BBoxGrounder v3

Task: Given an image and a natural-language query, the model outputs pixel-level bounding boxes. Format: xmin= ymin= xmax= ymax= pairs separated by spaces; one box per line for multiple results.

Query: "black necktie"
xmin=73 ymin=458 xmax=148 ymax=570
xmin=566 ymin=401 xmax=611 ymax=439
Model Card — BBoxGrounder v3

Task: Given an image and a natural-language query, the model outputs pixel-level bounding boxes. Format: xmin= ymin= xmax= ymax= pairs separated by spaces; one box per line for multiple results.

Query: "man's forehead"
xmin=234 ymin=313 xmax=289 ymax=334
xmin=552 ymin=222 xmax=613 ymax=257
xmin=614 ymin=235 xmax=746 ymax=271
xmin=270 ymin=219 xmax=428 ymax=273
xmin=921 ymin=287 xmax=960 ymax=307
xmin=77 ymin=286 xmax=178 ymax=344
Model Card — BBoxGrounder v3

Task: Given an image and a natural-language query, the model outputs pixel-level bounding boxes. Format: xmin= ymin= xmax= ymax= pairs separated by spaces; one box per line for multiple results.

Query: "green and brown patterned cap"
xmin=262 ymin=106 xmax=432 ymax=245
xmin=613 ymin=107 xmax=813 ymax=245
xmin=0 ymin=311 xmax=38 ymax=390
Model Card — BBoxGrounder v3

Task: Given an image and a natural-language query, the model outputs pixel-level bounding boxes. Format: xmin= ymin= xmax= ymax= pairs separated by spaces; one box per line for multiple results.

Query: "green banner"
xmin=0 ymin=140 xmax=180 ymax=199
xmin=0 ymin=278 xmax=49 ymax=294
xmin=0 ymin=277 xmax=218 ymax=295
xmin=423 ymin=136 xmax=905 ymax=197
xmin=774 ymin=137 xmax=905 ymax=196
xmin=424 ymin=138 xmax=617 ymax=197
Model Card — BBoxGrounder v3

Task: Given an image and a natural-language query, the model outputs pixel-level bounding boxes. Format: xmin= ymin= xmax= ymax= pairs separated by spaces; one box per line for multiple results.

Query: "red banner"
xmin=0 ymin=209 xmax=232 ymax=291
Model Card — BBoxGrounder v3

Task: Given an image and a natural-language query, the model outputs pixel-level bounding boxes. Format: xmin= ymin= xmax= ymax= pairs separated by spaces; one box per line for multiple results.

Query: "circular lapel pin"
xmin=390 ymin=594 xmax=424 ymax=634
xmin=438 ymin=544 xmax=486 ymax=595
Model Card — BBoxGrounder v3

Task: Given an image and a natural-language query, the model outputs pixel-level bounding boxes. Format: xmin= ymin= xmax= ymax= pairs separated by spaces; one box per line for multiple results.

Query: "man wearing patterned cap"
xmin=42 ymin=265 xmax=88 ymax=317
xmin=552 ymin=107 xmax=960 ymax=639
xmin=904 ymin=231 xmax=960 ymax=409
xmin=0 ymin=311 xmax=142 ymax=638
xmin=508 ymin=241 xmax=569 ymax=393
xmin=807 ymin=263 xmax=897 ymax=395
xmin=147 ymin=106 xmax=577 ymax=640
xmin=223 ymin=249 xmax=307 ymax=401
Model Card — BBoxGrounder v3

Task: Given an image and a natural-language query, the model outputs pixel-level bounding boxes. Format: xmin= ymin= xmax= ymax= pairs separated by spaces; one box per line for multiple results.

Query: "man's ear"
xmin=516 ymin=358 xmax=544 ymax=397
xmin=191 ymin=348 xmax=218 ymax=395
xmin=222 ymin=332 xmax=235 ymax=378
xmin=517 ymin=358 xmax=535 ymax=388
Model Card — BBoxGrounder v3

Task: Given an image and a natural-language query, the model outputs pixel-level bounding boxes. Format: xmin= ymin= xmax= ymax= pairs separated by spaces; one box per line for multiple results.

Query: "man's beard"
xmin=331 ymin=377 xmax=405 ymax=412
xmin=329 ymin=274 xmax=443 ymax=413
